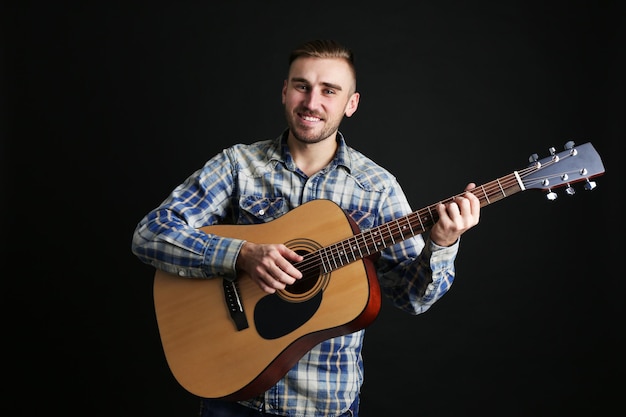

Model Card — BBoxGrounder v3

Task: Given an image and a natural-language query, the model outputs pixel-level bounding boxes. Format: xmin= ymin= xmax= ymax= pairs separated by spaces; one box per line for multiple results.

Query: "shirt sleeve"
xmin=131 ymin=150 xmax=244 ymax=280
xmin=377 ymin=235 xmax=459 ymax=315
xmin=373 ymin=181 xmax=460 ymax=315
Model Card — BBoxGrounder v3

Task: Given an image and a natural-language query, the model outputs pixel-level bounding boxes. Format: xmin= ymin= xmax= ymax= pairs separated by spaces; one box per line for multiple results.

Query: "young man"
xmin=132 ymin=39 xmax=480 ymax=417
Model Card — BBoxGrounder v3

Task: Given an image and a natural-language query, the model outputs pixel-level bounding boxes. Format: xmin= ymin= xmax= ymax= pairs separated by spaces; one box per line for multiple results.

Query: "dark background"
xmin=3 ymin=1 xmax=624 ymax=416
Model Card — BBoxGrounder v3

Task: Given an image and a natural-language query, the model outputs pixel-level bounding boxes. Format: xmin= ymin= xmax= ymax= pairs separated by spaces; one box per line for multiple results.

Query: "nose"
xmin=302 ymin=89 xmax=322 ymax=109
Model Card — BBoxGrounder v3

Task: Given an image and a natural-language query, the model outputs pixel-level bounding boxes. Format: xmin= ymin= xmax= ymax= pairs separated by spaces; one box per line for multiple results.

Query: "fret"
xmin=355 ymin=232 xmax=367 ymax=257
xmin=396 ymin=218 xmax=406 ymax=241
xmin=346 ymin=236 xmax=358 ymax=262
xmin=330 ymin=243 xmax=340 ymax=269
xmin=320 ymin=247 xmax=331 ymax=274
xmin=385 ymin=222 xmax=395 ymax=246
xmin=480 ymin=183 xmax=490 ymax=204
xmin=496 ymin=178 xmax=505 ymax=197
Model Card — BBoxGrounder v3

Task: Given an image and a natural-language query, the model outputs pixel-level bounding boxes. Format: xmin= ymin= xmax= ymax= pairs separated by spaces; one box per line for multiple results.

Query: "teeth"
xmin=302 ymin=115 xmax=319 ymax=121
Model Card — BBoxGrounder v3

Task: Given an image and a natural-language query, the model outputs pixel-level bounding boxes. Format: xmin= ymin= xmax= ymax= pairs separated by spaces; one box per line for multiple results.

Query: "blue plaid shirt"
xmin=132 ymin=130 xmax=459 ymax=416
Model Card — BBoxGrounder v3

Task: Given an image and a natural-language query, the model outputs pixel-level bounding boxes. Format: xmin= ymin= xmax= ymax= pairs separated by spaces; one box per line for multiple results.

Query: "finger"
xmin=459 ymin=189 xmax=480 ymax=220
xmin=455 ymin=195 xmax=471 ymax=215
xmin=270 ymin=264 xmax=296 ymax=287
xmin=260 ymin=275 xmax=284 ymax=292
xmin=278 ymin=247 xmax=304 ymax=274
xmin=284 ymin=248 xmax=304 ymax=262
xmin=276 ymin=264 xmax=302 ymax=285
xmin=276 ymin=261 xmax=302 ymax=280
xmin=445 ymin=200 xmax=461 ymax=219
xmin=255 ymin=277 xmax=277 ymax=294
xmin=436 ymin=202 xmax=452 ymax=225
xmin=453 ymin=196 xmax=480 ymax=229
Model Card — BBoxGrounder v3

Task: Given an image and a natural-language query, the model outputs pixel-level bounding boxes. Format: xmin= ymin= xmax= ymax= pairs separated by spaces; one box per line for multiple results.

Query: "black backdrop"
xmin=4 ymin=1 xmax=624 ymax=416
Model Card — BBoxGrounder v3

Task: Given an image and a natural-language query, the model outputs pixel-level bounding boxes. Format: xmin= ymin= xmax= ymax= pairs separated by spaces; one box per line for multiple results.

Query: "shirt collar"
xmin=271 ymin=129 xmax=352 ymax=173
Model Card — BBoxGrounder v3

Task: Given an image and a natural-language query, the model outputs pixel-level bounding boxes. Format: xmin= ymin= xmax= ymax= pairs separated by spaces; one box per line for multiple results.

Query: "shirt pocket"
xmin=238 ymin=195 xmax=289 ymax=224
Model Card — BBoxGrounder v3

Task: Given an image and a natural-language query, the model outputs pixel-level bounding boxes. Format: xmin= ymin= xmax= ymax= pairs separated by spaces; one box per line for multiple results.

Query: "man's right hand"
xmin=236 ymin=242 xmax=304 ymax=294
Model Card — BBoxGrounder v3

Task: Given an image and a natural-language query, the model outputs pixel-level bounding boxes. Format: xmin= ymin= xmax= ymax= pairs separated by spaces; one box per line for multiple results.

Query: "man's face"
xmin=282 ymin=57 xmax=359 ymax=144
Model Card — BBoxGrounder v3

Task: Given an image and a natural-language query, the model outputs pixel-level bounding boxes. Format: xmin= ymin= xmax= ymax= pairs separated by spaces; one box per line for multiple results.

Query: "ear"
xmin=281 ymin=80 xmax=287 ymax=104
xmin=344 ymin=92 xmax=360 ymax=117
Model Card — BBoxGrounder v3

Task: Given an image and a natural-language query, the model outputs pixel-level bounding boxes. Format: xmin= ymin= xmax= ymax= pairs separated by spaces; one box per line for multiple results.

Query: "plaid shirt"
xmin=132 ymin=130 xmax=459 ymax=416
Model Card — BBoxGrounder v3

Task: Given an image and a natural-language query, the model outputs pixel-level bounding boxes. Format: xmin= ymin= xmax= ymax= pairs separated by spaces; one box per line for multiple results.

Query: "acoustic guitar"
xmin=152 ymin=141 xmax=605 ymax=400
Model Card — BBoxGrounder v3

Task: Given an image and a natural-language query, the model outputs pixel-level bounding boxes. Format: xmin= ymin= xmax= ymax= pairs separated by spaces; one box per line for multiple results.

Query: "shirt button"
xmin=177 ymin=270 xmax=187 ymax=276
xmin=258 ymin=209 xmax=265 ymax=215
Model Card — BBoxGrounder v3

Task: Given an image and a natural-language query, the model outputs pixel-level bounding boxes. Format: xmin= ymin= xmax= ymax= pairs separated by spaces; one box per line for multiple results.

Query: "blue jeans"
xmin=199 ymin=397 xmax=359 ymax=417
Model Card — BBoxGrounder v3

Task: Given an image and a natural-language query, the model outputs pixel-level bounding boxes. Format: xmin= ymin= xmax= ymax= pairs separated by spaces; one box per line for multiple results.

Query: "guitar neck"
xmin=297 ymin=141 xmax=606 ymax=278
xmin=407 ymin=172 xmax=524 ymax=236
xmin=305 ymin=172 xmax=523 ymax=275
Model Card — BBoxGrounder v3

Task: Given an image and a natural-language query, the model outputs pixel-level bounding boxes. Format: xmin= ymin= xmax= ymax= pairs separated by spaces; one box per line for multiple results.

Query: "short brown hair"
xmin=288 ymin=40 xmax=357 ymax=89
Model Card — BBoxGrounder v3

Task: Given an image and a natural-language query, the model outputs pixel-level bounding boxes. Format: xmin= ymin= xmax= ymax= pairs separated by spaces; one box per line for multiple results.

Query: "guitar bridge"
xmin=223 ymin=279 xmax=249 ymax=331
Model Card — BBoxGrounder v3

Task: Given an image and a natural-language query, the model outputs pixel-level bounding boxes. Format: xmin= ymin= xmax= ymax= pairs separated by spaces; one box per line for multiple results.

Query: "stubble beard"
xmin=285 ymin=108 xmax=341 ymax=145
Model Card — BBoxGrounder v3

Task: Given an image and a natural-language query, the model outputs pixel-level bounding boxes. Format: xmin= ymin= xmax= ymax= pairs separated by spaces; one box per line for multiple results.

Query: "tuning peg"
xmin=529 ymin=153 xmax=539 ymax=163
xmin=564 ymin=140 xmax=575 ymax=149
xmin=546 ymin=189 xmax=558 ymax=201
xmin=584 ymin=179 xmax=597 ymax=191
xmin=548 ymin=147 xmax=560 ymax=162
xmin=565 ymin=184 xmax=576 ymax=195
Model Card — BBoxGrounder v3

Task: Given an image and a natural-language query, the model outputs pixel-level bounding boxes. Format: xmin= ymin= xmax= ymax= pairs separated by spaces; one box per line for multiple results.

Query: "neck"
xmin=287 ymin=133 xmax=338 ymax=176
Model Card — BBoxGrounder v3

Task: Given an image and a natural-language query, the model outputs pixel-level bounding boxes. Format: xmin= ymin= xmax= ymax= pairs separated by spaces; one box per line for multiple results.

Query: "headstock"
xmin=521 ymin=141 xmax=605 ymax=200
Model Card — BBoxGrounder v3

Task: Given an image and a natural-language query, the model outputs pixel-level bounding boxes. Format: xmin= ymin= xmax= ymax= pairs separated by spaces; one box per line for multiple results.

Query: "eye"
xmin=323 ymin=88 xmax=336 ymax=95
xmin=295 ymin=84 xmax=310 ymax=92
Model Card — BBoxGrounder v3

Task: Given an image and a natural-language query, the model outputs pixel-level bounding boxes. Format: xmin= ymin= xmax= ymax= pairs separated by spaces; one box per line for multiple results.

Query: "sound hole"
xmin=278 ymin=239 xmax=329 ymax=303
xmin=285 ymin=249 xmax=319 ymax=295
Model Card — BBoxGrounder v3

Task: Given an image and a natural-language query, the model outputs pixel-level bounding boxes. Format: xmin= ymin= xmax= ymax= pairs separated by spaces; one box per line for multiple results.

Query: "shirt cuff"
xmin=427 ymin=237 xmax=459 ymax=267
xmin=202 ymin=236 xmax=247 ymax=281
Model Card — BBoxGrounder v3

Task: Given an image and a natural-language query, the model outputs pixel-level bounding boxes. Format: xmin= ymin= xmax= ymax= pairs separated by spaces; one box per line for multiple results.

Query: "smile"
xmin=299 ymin=112 xmax=322 ymax=122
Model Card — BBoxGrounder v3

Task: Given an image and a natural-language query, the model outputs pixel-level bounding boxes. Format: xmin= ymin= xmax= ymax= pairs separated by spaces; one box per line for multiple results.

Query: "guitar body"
xmin=153 ymin=199 xmax=381 ymax=400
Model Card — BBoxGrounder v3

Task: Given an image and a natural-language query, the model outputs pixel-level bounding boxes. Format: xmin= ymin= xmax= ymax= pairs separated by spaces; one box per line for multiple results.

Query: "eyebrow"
xmin=291 ymin=77 xmax=343 ymax=91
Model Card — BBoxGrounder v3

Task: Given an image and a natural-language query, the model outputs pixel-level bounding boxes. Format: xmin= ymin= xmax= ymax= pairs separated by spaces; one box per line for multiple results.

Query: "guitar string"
xmin=291 ymin=155 xmax=570 ymax=279
xmin=292 ymin=170 xmax=528 ymax=276
xmin=291 ymin=167 xmax=537 ymax=278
